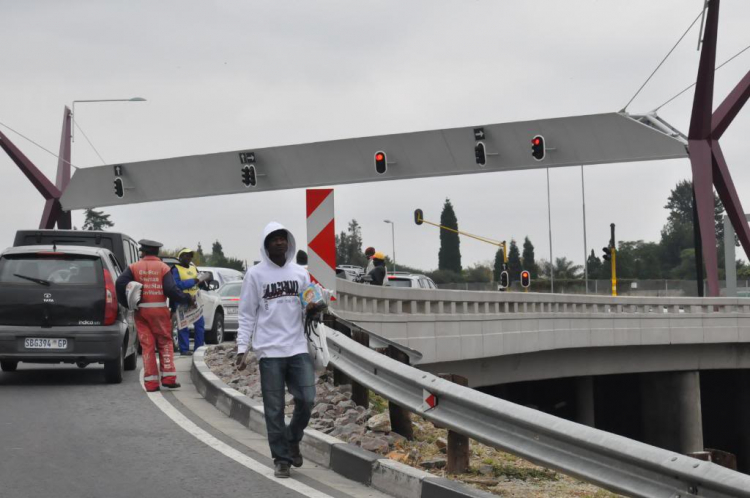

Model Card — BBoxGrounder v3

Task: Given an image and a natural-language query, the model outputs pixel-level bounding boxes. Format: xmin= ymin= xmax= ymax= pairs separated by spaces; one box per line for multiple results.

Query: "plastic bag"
xmin=306 ymin=319 xmax=330 ymax=373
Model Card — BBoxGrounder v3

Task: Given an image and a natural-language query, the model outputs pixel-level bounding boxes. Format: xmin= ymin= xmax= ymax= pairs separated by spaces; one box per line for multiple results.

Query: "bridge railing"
xmin=334 ymin=279 xmax=750 ymax=316
xmin=324 ymin=315 xmax=750 ymax=498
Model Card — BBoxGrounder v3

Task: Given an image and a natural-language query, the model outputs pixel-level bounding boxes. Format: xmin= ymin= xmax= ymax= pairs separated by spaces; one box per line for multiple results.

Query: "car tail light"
xmin=103 ymin=268 xmax=118 ymax=326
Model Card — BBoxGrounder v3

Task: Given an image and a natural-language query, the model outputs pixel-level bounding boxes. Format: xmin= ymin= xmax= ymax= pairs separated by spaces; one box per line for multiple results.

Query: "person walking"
xmin=235 ymin=222 xmax=316 ymax=478
xmin=116 ymin=239 xmax=193 ymax=392
xmin=367 ymin=251 xmax=387 ymax=286
xmin=172 ymin=248 xmax=208 ymax=356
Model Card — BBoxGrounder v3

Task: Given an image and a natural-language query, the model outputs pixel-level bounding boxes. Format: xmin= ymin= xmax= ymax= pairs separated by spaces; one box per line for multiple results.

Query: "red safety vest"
xmin=130 ymin=256 xmax=170 ymax=306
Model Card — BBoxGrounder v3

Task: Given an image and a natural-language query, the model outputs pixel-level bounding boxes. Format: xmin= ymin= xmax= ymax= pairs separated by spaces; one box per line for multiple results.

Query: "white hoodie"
xmin=236 ymin=222 xmax=311 ymax=359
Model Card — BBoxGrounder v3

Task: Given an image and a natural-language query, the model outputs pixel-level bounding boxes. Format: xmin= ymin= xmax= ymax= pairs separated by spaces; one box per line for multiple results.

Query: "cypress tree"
xmin=438 ymin=199 xmax=461 ymax=273
xmin=507 ymin=240 xmax=522 ymax=283
xmin=522 ymin=237 xmax=538 ymax=278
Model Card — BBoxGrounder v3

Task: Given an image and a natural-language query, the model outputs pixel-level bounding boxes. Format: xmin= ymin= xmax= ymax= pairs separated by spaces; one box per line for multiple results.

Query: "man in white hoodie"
xmin=236 ymin=222 xmax=315 ymax=478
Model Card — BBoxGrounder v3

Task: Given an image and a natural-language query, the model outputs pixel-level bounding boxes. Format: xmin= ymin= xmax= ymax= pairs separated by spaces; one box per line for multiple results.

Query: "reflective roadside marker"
xmin=421 ymin=389 xmax=438 ymax=411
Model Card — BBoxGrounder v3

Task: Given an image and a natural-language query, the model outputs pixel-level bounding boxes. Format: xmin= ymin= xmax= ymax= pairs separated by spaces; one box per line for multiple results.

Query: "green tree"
xmin=82 ymin=208 xmax=114 ymax=231
xmin=552 ymin=257 xmax=583 ymax=280
xmin=507 ymin=240 xmax=522 ymax=283
xmin=438 ymin=199 xmax=461 ymax=273
xmin=464 ymin=263 xmax=492 ymax=283
xmin=493 ymin=248 xmax=504 ymax=282
xmin=586 ymin=249 xmax=603 ymax=279
xmin=209 ymin=240 xmax=228 ymax=267
xmin=522 ymin=237 xmax=538 ymax=278
xmin=224 ymin=257 xmax=246 ymax=272
xmin=334 ymin=220 xmax=368 ymax=267
xmin=196 ymin=243 xmax=205 ymax=265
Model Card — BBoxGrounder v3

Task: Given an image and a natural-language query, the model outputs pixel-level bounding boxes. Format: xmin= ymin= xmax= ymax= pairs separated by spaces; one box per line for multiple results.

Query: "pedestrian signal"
xmin=520 ymin=270 xmax=531 ymax=288
xmin=475 ymin=142 xmax=486 ymax=166
xmin=242 ymin=165 xmax=257 ymax=187
xmin=414 ymin=209 xmax=424 ymax=225
xmin=531 ymin=135 xmax=546 ymax=161
xmin=499 ymin=271 xmax=510 ymax=289
xmin=375 ymin=151 xmax=387 ymax=175
xmin=113 ymin=177 xmax=124 ymax=198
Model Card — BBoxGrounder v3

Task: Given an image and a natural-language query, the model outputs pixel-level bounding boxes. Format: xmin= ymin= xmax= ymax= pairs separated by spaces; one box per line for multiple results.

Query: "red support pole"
xmin=712 ymin=71 xmax=750 ymax=140
xmin=0 ymin=130 xmax=61 ymax=200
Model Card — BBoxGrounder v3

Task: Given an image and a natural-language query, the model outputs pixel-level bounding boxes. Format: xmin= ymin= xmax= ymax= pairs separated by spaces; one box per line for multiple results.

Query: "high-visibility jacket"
xmin=175 ymin=263 xmax=200 ymax=296
xmin=129 ymin=256 xmax=171 ymax=307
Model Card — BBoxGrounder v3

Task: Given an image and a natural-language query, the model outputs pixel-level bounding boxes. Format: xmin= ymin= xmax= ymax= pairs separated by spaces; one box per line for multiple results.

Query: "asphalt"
xmin=0 ymin=357 xmax=390 ymax=498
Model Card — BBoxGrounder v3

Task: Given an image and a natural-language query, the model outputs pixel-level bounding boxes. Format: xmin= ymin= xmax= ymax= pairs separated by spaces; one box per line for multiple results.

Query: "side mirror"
xmin=208 ymin=280 xmax=220 ymax=291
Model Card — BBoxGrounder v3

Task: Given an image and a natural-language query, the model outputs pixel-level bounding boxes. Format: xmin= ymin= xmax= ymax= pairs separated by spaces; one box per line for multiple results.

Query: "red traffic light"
xmin=374 ymin=151 xmax=387 ymax=174
xmin=520 ymin=270 xmax=531 ymax=288
xmin=375 ymin=153 xmax=384 ymax=161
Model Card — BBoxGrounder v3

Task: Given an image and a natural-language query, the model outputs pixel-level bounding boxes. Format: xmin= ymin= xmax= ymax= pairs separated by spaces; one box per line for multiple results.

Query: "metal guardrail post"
xmin=350 ymin=330 xmax=370 ymax=408
xmin=386 ymin=345 xmax=414 ymax=440
xmin=439 ymin=373 xmax=471 ymax=474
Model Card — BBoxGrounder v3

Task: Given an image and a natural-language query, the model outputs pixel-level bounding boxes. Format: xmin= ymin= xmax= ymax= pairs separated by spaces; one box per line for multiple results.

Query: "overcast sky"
xmin=1 ymin=1 xmax=749 ymax=271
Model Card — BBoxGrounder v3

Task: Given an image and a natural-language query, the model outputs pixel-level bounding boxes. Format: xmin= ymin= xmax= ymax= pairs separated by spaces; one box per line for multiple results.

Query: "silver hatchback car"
xmin=217 ymin=281 xmax=243 ymax=336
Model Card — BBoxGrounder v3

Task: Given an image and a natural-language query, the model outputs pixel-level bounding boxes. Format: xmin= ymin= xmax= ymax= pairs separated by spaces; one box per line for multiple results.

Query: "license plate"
xmin=226 ymin=308 xmax=238 ymax=315
xmin=24 ymin=338 xmax=68 ymax=349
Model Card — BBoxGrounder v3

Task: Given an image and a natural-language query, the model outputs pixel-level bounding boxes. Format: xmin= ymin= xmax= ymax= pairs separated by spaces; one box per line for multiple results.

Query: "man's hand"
xmin=235 ymin=350 xmax=250 ymax=371
xmin=196 ymin=272 xmax=212 ymax=283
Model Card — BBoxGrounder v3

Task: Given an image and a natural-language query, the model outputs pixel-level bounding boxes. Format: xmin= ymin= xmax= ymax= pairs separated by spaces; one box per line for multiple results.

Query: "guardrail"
xmin=334 ymin=278 xmax=750 ymax=316
xmin=324 ymin=315 xmax=750 ymax=498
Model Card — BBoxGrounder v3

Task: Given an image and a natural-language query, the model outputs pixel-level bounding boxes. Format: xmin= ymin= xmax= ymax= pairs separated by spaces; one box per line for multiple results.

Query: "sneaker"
xmin=161 ymin=382 xmax=181 ymax=389
xmin=274 ymin=461 xmax=291 ymax=478
xmin=290 ymin=442 xmax=303 ymax=468
xmin=180 ymin=351 xmax=193 ymax=356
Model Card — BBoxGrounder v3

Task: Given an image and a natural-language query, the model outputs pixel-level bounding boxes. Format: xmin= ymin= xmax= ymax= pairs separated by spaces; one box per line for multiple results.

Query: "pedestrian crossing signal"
xmin=242 ymin=165 xmax=257 ymax=187
xmin=375 ymin=151 xmax=387 ymax=175
xmin=113 ymin=177 xmax=124 ymax=198
xmin=531 ymin=135 xmax=546 ymax=161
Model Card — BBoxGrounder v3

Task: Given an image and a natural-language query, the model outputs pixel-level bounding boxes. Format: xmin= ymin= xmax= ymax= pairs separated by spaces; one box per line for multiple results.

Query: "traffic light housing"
xmin=374 ymin=151 xmax=387 ymax=175
xmin=242 ymin=165 xmax=257 ymax=187
xmin=474 ymin=142 xmax=486 ymax=166
xmin=520 ymin=270 xmax=530 ymax=288
xmin=602 ymin=246 xmax=612 ymax=261
xmin=113 ymin=177 xmax=124 ymax=198
xmin=414 ymin=209 xmax=424 ymax=225
xmin=499 ymin=270 xmax=510 ymax=289
xmin=531 ymin=135 xmax=545 ymax=161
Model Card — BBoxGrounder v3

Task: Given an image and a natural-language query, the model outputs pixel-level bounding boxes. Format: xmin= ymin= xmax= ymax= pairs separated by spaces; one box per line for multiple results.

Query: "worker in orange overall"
xmin=116 ymin=239 xmax=193 ymax=392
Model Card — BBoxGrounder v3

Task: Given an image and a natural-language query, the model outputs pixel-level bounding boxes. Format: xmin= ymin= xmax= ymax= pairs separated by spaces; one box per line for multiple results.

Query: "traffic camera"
xmin=531 ymin=135 xmax=546 ymax=161
xmin=374 ymin=151 xmax=387 ymax=175
xmin=113 ymin=177 xmax=124 ymax=198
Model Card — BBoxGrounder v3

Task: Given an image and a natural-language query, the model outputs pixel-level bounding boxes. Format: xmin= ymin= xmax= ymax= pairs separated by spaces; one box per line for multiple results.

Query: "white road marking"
xmin=140 ymin=368 xmax=335 ymax=498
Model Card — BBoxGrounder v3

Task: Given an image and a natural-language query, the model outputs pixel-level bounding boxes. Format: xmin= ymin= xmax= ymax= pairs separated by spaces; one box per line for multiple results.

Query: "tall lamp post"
xmin=383 ymin=219 xmax=396 ymax=272
xmin=71 ymin=97 xmax=146 ymax=143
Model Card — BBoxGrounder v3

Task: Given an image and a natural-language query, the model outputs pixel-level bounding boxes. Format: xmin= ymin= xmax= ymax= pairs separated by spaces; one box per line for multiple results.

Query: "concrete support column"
xmin=641 ymin=371 xmax=704 ymax=454
xmin=575 ymin=376 xmax=595 ymax=427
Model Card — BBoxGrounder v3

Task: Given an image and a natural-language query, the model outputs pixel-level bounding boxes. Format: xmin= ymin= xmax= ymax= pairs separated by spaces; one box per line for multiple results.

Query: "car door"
xmin=107 ymin=252 xmax=136 ymax=355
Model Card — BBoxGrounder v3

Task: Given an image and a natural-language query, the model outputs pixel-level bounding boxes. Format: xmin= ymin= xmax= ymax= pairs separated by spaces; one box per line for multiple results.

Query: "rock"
xmin=435 ymin=437 xmax=448 ymax=450
xmin=386 ymin=432 xmax=407 ymax=447
xmin=367 ymin=412 xmax=391 ymax=433
xmin=421 ymin=458 xmax=447 ymax=470
xmin=310 ymin=403 xmax=332 ymax=419
xmin=331 ymin=394 xmax=348 ymax=404
xmin=284 ymin=393 xmax=294 ymax=405
xmin=478 ymin=464 xmax=494 ymax=476
xmin=338 ymin=400 xmax=356 ymax=410
xmin=360 ymin=436 xmax=390 ymax=454
xmin=330 ymin=423 xmax=365 ymax=439
xmin=334 ymin=411 xmax=358 ymax=426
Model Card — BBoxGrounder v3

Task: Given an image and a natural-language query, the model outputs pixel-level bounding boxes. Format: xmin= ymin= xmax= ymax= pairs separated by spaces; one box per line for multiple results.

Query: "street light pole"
xmin=384 ymin=220 xmax=396 ymax=272
xmin=71 ymin=97 xmax=146 ymax=143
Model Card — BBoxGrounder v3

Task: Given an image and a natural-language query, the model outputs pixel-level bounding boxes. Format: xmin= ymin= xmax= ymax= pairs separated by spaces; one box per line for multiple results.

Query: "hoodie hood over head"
xmin=260 ymin=221 xmax=297 ymax=268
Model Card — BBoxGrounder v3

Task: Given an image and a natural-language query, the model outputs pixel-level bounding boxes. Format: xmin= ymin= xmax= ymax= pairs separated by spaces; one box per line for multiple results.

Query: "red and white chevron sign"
xmin=306 ymin=189 xmax=336 ymax=296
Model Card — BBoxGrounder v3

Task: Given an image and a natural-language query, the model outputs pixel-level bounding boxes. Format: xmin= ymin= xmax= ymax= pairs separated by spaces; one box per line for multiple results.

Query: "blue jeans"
xmin=178 ymin=315 xmax=204 ymax=353
xmin=259 ymin=353 xmax=316 ymax=464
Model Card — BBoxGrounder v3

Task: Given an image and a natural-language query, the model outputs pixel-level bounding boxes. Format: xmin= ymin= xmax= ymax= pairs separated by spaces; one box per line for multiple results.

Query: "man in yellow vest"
xmin=172 ymin=248 xmax=209 ymax=355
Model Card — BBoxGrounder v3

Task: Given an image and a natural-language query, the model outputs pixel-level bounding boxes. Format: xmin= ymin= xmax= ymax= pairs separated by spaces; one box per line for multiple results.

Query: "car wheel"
xmin=104 ymin=345 xmax=124 ymax=384
xmin=1 ymin=360 xmax=18 ymax=372
xmin=206 ymin=311 xmax=224 ymax=344
xmin=124 ymin=349 xmax=138 ymax=371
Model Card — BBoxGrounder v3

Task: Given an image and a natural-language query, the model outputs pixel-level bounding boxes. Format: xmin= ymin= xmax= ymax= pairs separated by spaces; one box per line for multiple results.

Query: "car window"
xmin=108 ymin=254 xmax=122 ymax=275
xmin=0 ymin=254 xmax=103 ymax=285
xmin=218 ymin=283 xmax=243 ymax=297
xmin=388 ymin=278 xmax=412 ymax=288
